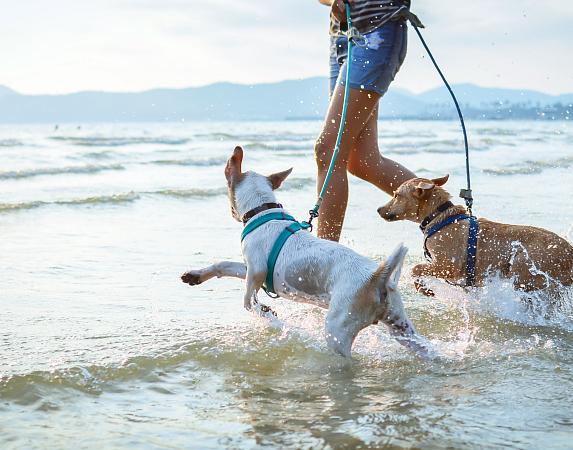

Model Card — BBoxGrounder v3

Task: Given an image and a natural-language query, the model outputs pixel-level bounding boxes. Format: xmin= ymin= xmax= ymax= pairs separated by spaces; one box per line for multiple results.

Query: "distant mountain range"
xmin=0 ymin=78 xmax=571 ymax=123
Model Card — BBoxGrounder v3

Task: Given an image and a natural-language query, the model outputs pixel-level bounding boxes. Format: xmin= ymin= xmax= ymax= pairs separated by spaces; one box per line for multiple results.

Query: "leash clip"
xmin=459 ymin=188 xmax=474 ymax=215
xmin=347 ymin=27 xmax=367 ymax=47
xmin=303 ymin=208 xmax=319 ymax=233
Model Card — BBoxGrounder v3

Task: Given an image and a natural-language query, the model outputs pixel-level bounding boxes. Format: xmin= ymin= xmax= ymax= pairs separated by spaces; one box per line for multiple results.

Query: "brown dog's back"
xmin=477 ymin=218 xmax=573 ymax=290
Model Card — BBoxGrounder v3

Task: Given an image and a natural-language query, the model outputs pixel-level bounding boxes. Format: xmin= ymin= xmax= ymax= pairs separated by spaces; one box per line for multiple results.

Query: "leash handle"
xmin=307 ymin=2 xmax=353 ymax=228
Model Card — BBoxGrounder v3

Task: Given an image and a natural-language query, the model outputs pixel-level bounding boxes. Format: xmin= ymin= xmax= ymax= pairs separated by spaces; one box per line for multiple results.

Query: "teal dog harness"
xmin=241 ymin=209 xmax=310 ymax=297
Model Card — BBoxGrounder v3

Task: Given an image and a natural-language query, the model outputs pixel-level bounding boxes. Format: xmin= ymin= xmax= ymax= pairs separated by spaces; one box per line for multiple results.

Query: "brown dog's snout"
xmin=377 ymin=206 xmax=396 ymax=221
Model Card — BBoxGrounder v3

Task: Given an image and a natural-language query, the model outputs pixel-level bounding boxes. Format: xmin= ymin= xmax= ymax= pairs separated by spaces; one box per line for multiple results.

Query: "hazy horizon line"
xmin=2 ymin=77 xmax=572 ymax=98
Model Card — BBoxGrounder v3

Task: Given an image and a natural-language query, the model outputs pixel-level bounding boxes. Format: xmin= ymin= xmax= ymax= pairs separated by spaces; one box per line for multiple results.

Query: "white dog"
xmin=182 ymin=146 xmax=428 ymax=357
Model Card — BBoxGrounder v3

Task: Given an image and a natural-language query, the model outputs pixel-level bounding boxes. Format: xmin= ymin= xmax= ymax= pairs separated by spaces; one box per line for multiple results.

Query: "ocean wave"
xmin=148 ymin=156 xmax=228 ymax=167
xmin=49 ymin=136 xmax=190 ymax=147
xmin=483 ymin=166 xmax=543 ymax=176
xmin=195 ymin=132 xmax=316 ymax=142
xmin=0 ymin=180 xmax=317 ymax=214
xmin=0 ymin=139 xmax=24 ymax=147
xmin=0 ymin=164 xmax=125 ymax=180
xmin=384 ymin=137 xmax=515 ymax=156
xmin=379 ymin=131 xmax=437 ymax=139
xmin=474 ymin=138 xmax=517 ymax=148
xmin=152 ymin=187 xmax=227 ymax=198
xmin=285 ymin=177 xmax=315 ymax=190
xmin=0 ymin=188 xmax=228 ymax=214
xmin=0 ymin=314 xmax=360 ymax=400
xmin=474 ymin=128 xmax=521 ymax=137
xmin=80 ymin=151 xmax=116 ymax=160
xmin=483 ymin=155 xmax=573 ymax=176
xmin=245 ymin=142 xmax=312 ymax=152
xmin=0 ymin=193 xmax=140 ymax=213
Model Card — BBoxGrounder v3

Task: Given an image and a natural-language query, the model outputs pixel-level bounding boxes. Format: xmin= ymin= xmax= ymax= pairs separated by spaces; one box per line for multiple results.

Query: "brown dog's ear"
xmin=412 ymin=180 xmax=435 ymax=200
xmin=225 ymin=146 xmax=244 ymax=183
xmin=432 ymin=174 xmax=449 ymax=186
xmin=268 ymin=168 xmax=293 ymax=190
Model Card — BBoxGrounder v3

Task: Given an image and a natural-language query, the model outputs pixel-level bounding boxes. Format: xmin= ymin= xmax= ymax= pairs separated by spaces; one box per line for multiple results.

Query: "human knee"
xmin=314 ymin=137 xmax=332 ymax=173
xmin=314 ymin=138 xmax=348 ymax=174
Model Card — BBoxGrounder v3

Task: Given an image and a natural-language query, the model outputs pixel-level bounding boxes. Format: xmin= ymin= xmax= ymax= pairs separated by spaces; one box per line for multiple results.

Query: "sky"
xmin=1 ymin=0 xmax=572 ymax=95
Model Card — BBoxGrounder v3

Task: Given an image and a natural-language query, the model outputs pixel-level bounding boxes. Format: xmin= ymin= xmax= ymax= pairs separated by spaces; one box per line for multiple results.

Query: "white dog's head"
xmin=224 ymin=146 xmax=292 ymax=221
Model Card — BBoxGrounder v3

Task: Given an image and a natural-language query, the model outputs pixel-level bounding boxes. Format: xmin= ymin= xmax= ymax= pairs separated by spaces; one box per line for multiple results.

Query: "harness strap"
xmin=424 ymin=213 xmax=470 ymax=250
xmin=240 ymin=208 xmax=310 ymax=297
xmin=264 ymin=221 xmax=310 ymax=295
xmin=241 ymin=212 xmax=295 ymax=242
xmin=423 ymin=213 xmax=479 ymax=287
xmin=466 ymin=216 xmax=478 ymax=287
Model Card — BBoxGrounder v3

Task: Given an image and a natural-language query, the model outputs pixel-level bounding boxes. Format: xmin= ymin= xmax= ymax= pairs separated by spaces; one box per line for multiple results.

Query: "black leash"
xmin=410 ymin=24 xmax=474 ymax=216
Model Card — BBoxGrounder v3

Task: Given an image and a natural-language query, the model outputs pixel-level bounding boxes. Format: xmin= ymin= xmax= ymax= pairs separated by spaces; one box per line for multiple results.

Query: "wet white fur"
xmin=185 ymin=172 xmax=427 ymax=357
xmin=235 ymin=172 xmax=276 ymax=215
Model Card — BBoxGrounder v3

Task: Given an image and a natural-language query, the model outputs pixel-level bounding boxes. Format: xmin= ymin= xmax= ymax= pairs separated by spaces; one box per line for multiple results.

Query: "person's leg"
xmin=347 ymin=106 xmax=416 ymax=195
xmin=315 ymin=83 xmax=380 ymax=241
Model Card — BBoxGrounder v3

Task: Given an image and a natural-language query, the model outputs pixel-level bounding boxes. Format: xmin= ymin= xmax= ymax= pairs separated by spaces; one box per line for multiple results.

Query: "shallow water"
xmin=1 ymin=120 xmax=573 ymax=449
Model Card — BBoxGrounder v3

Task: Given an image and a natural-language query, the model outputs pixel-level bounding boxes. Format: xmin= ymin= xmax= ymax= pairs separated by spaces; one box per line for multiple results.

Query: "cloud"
xmin=0 ymin=0 xmax=571 ymax=95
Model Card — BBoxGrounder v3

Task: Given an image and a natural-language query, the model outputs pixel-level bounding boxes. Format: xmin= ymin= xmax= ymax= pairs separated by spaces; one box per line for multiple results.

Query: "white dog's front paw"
xmin=181 ymin=270 xmax=202 ymax=285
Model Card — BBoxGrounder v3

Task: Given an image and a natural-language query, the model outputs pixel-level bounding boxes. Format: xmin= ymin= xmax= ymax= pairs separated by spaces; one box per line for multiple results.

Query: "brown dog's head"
xmin=224 ymin=146 xmax=292 ymax=221
xmin=377 ymin=175 xmax=450 ymax=223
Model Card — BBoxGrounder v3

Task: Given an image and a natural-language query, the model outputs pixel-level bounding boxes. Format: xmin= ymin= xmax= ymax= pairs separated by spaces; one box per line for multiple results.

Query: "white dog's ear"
xmin=225 ymin=146 xmax=244 ymax=184
xmin=412 ymin=180 xmax=435 ymax=199
xmin=432 ymin=174 xmax=449 ymax=186
xmin=385 ymin=244 xmax=408 ymax=291
xmin=267 ymin=168 xmax=293 ymax=190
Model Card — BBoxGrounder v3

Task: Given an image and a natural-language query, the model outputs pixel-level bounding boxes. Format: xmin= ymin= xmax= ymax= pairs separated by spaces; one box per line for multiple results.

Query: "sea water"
xmin=1 ymin=120 xmax=573 ymax=449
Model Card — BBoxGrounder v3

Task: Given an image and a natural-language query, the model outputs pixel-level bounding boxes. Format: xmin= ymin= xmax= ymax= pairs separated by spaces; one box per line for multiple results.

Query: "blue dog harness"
xmin=241 ymin=207 xmax=310 ymax=297
xmin=422 ymin=206 xmax=479 ymax=287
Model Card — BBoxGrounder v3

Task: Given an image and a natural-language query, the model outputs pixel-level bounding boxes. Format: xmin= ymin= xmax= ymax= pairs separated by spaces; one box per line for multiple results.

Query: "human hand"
xmin=331 ymin=0 xmax=353 ymax=23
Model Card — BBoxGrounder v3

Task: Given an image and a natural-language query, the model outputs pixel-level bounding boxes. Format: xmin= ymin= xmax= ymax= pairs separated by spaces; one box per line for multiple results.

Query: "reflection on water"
xmin=1 ymin=120 xmax=573 ymax=449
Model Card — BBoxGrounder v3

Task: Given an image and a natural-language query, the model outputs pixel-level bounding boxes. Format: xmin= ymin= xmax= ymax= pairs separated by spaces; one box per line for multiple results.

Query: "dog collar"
xmin=242 ymin=203 xmax=283 ymax=224
xmin=419 ymin=201 xmax=454 ymax=232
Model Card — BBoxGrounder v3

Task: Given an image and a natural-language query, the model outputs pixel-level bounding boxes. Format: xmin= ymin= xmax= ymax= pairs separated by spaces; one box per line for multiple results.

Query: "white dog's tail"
xmin=371 ymin=243 xmax=409 ymax=301
xmin=370 ymin=244 xmax=434 ymax=357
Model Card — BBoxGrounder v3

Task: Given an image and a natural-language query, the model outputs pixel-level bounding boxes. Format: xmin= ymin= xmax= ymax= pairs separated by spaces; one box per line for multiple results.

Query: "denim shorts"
xmin=329 ymin=21 xmax=408 ymax=97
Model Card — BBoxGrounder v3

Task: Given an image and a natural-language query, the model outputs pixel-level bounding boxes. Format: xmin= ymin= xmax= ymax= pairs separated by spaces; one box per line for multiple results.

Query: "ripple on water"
xmin=49 ymin=136 xmax=190 ymax=146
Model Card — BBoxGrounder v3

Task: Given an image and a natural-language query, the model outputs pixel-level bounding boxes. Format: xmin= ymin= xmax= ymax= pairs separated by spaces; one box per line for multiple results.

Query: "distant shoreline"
xmin=1 ymin=76 xmax=571 ymax=123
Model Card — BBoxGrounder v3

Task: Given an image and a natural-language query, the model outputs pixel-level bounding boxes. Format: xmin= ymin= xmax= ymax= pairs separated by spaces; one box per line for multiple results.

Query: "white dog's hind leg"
xmin=181 ymin=261 xmax=246 ymax=285
xmin=382 ymin=309 xmax=431 ymax=358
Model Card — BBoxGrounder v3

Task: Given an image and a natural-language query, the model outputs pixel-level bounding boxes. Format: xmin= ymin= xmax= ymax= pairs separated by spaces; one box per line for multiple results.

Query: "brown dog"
xmin=377 ymin=175 xmax=573 ymax=296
